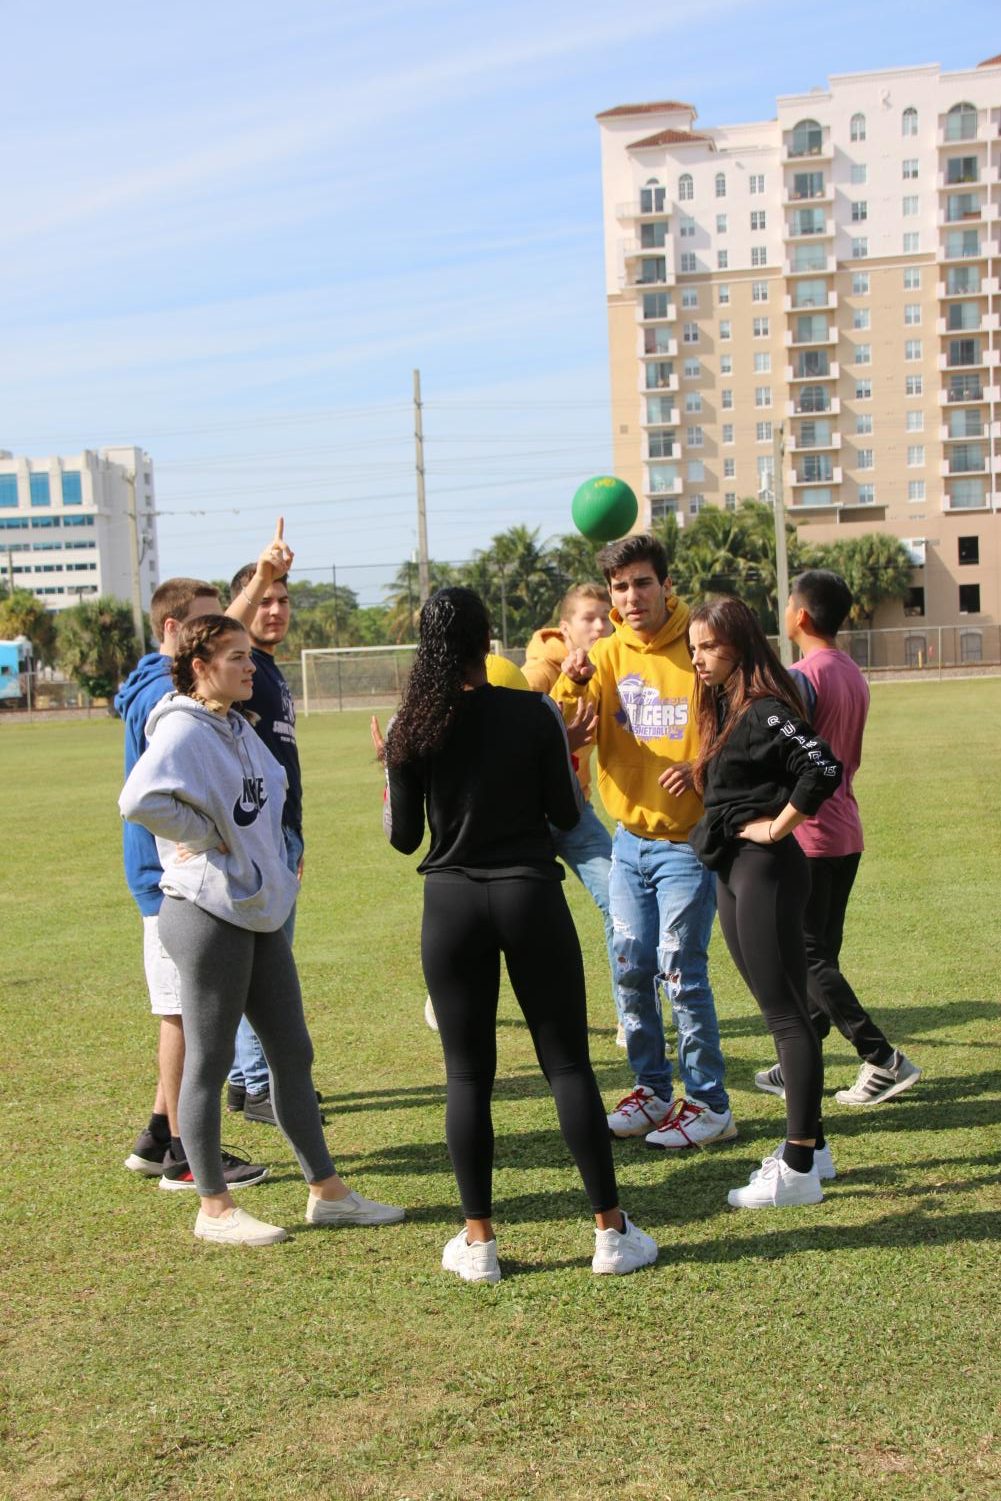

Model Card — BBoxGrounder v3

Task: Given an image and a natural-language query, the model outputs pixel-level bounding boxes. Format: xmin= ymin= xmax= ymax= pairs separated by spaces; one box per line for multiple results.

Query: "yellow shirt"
xmin=552 ymin=598 xmax=702 ymax=841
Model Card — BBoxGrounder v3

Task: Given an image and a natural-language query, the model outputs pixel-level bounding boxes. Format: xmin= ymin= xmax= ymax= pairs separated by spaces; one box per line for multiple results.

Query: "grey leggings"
xmin=159 ymin=897 xmax=335 ymax=1195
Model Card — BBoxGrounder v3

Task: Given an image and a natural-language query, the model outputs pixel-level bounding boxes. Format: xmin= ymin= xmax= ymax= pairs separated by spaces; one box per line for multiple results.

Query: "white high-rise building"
xmin=598 ymin=51 xmax=1001 ymax=631
xmin=0 ymin=445 xmax=159 ymax=612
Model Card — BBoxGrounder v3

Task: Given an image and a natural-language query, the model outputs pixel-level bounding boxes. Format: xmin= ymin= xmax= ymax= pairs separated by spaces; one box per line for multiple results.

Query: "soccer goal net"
xmin=299 ymin=645 xmax=419 ymax=715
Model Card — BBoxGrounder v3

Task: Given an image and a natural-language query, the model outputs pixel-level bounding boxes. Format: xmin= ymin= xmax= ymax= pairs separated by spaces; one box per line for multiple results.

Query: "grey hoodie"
xmin=118 ymin=694 xmax=299 ymax=933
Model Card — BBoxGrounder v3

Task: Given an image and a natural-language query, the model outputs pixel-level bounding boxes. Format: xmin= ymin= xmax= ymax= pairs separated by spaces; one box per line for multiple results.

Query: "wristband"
xmin=768 ymin=821 xmax=778 ymax=843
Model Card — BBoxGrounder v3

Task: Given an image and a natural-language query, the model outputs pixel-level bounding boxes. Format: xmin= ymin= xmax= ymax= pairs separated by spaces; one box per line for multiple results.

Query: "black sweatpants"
xmin=803 ymin=853 xmax=893 ymax=1066
xmin=421 ymin=872 xmax=618 ymax=1220
xmin=715 ymin=838 xmax=823 ymax=1142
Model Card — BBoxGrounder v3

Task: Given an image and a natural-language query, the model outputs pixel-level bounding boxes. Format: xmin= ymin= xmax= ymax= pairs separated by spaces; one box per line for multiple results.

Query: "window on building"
xmin=716 ymin=213 xmax=728 ymax=234
xmin=722 ymin=423 xmax=734 ymax=444
xmin=751 ymin=246 xmax=767 ymax=266
xmin=907 ymin=445 xmax=925 ymax=467
xmin=907 ymin=480 xmax=925 ymax=502
xmin=682 ymin=322 xmax=699 ymax=344
xmin=750 ymin=210 xmax=766 ymax=231
xmin=681 ymin=287 xmax=699 ymax=309
xmin=640 ymin=220 xmax=669 ymax=248
xmin=904 ymin=303 xmax=921 ymax=326
xmin=720 ymin=320 xmax=732 ymax=340
xmin=751 ymin=280 xmax=769 ymax=303
xmin=753 ymin=352 xmax=771 ymax=373
xmin=852 ymin=307 xmax=870 ymax=331
xmin=857 ymin=449 xmax=874 ymax=470
xmin=959 ymin=582 xmax=981 ymax=613
xmin=850 ymin=163 xmax=867 ymax=185
xmin=62 ymin=472 xmax=83 ymax=505
xmin=30 ymin=475 xmax=51 ymax=507
xmin=717 ymin=283 xmax=730 ymax=305
xmin=752 ymin=316 xmax=769 ymax=337
xmin=756 ymin=421 xmax=773 ymax=442
xmin=643 ymin=292 xmax=670 ymax=319
xmin=679 ymin=214 xmax=696 ymax=238
xmin=640 ymin=180 xmax=666 ymax=213
xmin=852 ymin=343 xmax=870 ymax=365
xmin=689 ymin=495 xmax=706 ymax=516
xmin=648 ymin=430 xmax=676 ymax=459
xmin=679 ymin=172 xmax=694 ymax=200
xmin=851 ymin=271 xmax=870 ymax=295
xmin=903 ymin=232 xmax=920 ymax=254
xmin=958 ymin=536 xmax=979 ymax=565
xmin=724 ymin=492 xmax=737 ymax=511
xmin=850 ymin=112 xmax=866 ymax=142
xmin=682 ymin=358 xmax=699 ymax=378
xmin=638 ymin=256 xmax=667 ymax=284
xmin=904 ymin=267 xmax=921 ymax=289
xmin=903 ymin=158 xmax=918 ymax=179
xmin=721 ymin=388 xmax=734 ymax=409
xmin=902 ymin=195 xmax=919 ymax=216
xmin=902 ymin=106 xmax=918 ymax=137
xmin=686 ymin=426 xmax=704 ymax=447
xmin=754 ymin=386 xmax=772 ymax=408
xmin=857 ymin=484 xmax=876 ymax=505
xmin=749 ymin=173 xmax=765 ymax=194
xmin=905 ymin=339 xmax=922 ymax=361
xmin=685 ymin=392 xmax=703 ymax=414
xmin=723 ymin=457 xmax=736 ymax=478
xmin=790 ymin=119 xmax=824 ymax=157
xmin=855 ymin=380 xmax=872 ymax=399
xmin=851 ymin=200 xmax=868 ymax=222
xmin=855 ymin=413 xmax=873 ymax=435
xmin=905 ymin=374 xmax=923 ymax=396
xmin=720 ymin=354 xmax=733 ymax=374
xmin=905 ymin=410 xmax=924 ymax=432
xmin=717 ymin=250 xmax=729 ymax=270
xmin=715 ymin=171 xmax=726 ymax=198
xmin=0 ymin=475 xmax=19 ymax=508
xmin=851 ymin=237 xmax=868 ymax=259
xmin=679 ymin=252 xmax=697 ymax=273
xmin=946 ymin=155 xmax=979 ymax=185
xmin=904 ymin=586 xmax=925 ymax=617
xmin=945 ymin=102 xmax=977 ymax=142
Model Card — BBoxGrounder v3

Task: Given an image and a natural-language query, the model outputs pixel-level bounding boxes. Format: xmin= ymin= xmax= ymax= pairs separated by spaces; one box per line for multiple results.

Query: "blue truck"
xmin=0 ymin=636 xmax=32 ymax=705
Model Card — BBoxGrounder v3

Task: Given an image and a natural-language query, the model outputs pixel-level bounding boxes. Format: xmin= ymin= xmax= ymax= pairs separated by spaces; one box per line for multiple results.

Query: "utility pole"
xmin=123 ymin=468 xmax=146 ymax=657
xmin=413 ymin=368 xmax=430 ymax=605
xmin=331 ymin=563 xmax=340 ymax=647
xmin=772 ymin=424 xmax=792 ymax=665
xmin=5 ymin=547 xmax=14 ymax=593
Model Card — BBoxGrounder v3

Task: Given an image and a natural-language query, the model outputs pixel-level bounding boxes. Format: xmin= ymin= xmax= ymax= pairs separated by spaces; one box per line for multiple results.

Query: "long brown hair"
xmin=172 ymin=614 xmax=247 ymax=698
xmin=690 ymin=597 xmax=807 ymax=793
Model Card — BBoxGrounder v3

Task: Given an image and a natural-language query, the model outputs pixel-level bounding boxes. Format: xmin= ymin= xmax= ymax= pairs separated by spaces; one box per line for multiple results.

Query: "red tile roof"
xmin=628 ymin=128 xmax=710 ymax=148
xmin=976 ymin=52 xmax=1001 ymax=67
xmin=597 ymin=101 xmax=695 ymax=119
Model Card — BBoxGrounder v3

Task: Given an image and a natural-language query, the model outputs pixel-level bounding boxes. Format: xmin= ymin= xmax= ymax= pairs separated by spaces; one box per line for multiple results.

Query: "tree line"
xmin=0 ymin=502 xmax=913 ymax=698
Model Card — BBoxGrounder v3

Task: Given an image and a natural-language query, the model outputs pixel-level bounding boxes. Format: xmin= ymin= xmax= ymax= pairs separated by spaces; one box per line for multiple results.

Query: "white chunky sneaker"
xmin=753 ymin=1141 xmax=836 ymax=1182
xmin=306 ymin=1190 xmax=405 ymax=1227
xmin=606 ymin=1086 xmax=671 ymax=1138
xmin=441 ymin=1229 xmax=501 ymax=1284
xmin=423 ymin=994 xmax=439 ymax=1032
xmin=194 ymin=1206 xmax=288 ymax=1247
xmin=592 ymin=1214 xmax=658 ymax=1275
xmin=645 ymin=1098 xmax=738 ymax=1150
xmin=728 ymin=1156 xmax=823 ymax=1209
xmin=753 ymin=1063 xmax=786 ymax=1099
xmin=835 ymin=1051 xmax=921 ymax=1106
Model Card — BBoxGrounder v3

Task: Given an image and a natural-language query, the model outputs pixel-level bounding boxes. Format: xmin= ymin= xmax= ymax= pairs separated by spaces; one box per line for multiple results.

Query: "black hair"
xmin=790 ymin=569 xmax=852 ymax=638
xmin=596 ymin=533 xmax=669 ymax=585
xmin=384 ymin=587 xmax=491 ymax=768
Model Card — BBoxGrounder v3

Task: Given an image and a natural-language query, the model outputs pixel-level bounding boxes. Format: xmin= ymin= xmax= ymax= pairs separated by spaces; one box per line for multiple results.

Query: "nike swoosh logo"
xmin=232 ymin=795 xmax=266 ymax=826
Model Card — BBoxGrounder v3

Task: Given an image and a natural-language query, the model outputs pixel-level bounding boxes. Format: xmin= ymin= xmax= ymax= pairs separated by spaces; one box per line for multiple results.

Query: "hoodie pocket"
xmin=160 ymin=851 xmax=208 ymax=902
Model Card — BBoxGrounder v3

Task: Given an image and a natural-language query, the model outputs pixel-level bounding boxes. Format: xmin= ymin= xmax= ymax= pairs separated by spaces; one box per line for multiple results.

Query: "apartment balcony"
xmin=937 ymin=122 xmax=985 ymax=148
xmin=786 ymin=361 xmax=839 ymax=382
xmin=937 ymin=351 xmax=987 ymax=371
xmin=937 ymin=243 xmax=986 ymax=264
xmin=784 ymin=326 xmax=837 ymax=347
xmin=638 ymin=303 xmax=678 ymax=324
xmin=640 ymin=409 xmax=680 ymax=428
xmin=786 ymin=395 xmax=841 ymax=417
xmin=939 ymin=424 xmax=986 ymax=442
xmin=936 ymin=316 xmax=984 ymax=335
xmin=617 ymin=201 xmax=671 ymax=221
xmin=784 ymin=223 xmax=835 ymax=243
xmin=937 ymin=205 xmax=984 ymax=227
xmin=622 ymin=239 xmax=672 ymax=259
xmin=938 ymin=383 xmax=986 ymax=405
xmin=645 ymin=478 xmax=684 ymax=497
xmin=788 ymin=467 xmax=842 ymax=488
xmin=939 ymin=457 xmax=989 ymax=476
xmin=783 ymin=138 xmax=833 ymax=164
xmin=782 ymin=184 xmax=833 ymax=205
xmin=937 ymin=279 xmax=983 ymax=299
xmin=642 ymin=373 xmax=679 ymax=394
xmin=937 ymin=171 xmax=983 ymax=191
xmin=984 ymin=277 xmax=1001 ymax=295
xmin=641 ymin=337 xmax=678 ymax=359
xmin=784 ymin=254 xmax=836 ymax=276
xmin=787 ymin=431 xmax=842 ymax=452
xmin=784 ymin=291 xmax=838 ymax=312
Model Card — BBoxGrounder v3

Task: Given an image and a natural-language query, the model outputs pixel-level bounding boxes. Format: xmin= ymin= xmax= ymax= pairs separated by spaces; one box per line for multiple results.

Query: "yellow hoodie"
xmin=552 ymin=596 xmax=702 ymax=841
xmin=523 ymin=626 xmax=596 ymax=801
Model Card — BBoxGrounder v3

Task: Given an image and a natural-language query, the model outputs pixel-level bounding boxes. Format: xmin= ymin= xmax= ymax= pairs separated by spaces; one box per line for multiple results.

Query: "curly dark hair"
xmin=384 ymin=587 xmax=490 ymax=768
xmin=690 ymin=597 xmax=807 ymax=793
xmin=171 ymin=614 xmax=247 ymax=697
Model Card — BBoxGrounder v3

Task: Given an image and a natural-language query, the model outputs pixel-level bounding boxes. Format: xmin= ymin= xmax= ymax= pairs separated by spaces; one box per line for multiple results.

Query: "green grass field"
xmin=2 ymin=680 xmax=999 ymax=1501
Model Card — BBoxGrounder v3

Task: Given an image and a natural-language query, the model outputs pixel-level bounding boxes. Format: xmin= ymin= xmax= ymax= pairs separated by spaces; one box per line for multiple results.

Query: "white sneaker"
xmin=306 ymin=1189 xmax=405 ymax=1226
xmin=592 ymin=1214 xmax=658 ymax=1275
xmin=728 ymin=1156 xmax=823 ymax=1209
xmin=424 ymin=995 xmax=439 ymax=1032
xmin=615 ymin=1022 xmax=627 ymax=1049
xmin=645 ymin=1098 xmax=738 ymax=1150
xmin=606 ymin=1086 xmax=671 ymax=1138
xmin=835 ymin=1051 xmax=921 ymax=1106
xmin=194 ymin=1206 xmax=288 ymax=1247
xmin=753 ymin=1141 xmax=836 ymax=1182
xmin=753 ymin=1063 xmax=786 ymax=1099
xmin=441 ymin=1229 xmax=501 ymax=1284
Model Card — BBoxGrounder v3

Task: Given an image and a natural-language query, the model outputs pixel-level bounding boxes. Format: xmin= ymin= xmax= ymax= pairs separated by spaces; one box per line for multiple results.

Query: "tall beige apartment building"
xmin=598 ymin=52 xmax=1001 ymax=630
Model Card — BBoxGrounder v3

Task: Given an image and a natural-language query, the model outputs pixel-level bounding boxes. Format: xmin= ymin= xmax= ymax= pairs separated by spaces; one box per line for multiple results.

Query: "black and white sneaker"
xmin=158 ymin=1149 xmax=269 ymax=1192
xmin=753 ymin=1064 xmax=786 ymax=1100
xmin=124 ymin=1128 xmax=171 ymax=1176
xmin=835 ymin=1051 xmax=921 ymax=1106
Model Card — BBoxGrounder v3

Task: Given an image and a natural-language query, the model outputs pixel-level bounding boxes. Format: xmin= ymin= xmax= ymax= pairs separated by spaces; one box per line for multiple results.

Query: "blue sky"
xmin=1 ymin=2 xmax=995 ymax=602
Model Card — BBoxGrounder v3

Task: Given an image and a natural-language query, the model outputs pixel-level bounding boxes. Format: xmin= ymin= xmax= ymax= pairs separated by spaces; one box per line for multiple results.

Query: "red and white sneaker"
xmin=645 ymin=1098 xmax=738 ymax=1150
xmin=606 ymin=1086 xmax=671 ymax=1138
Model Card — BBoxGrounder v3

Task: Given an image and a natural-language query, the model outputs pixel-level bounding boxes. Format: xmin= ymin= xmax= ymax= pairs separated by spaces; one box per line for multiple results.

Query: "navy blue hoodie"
xmin=113 ymin=652 xmax=173 ymax=914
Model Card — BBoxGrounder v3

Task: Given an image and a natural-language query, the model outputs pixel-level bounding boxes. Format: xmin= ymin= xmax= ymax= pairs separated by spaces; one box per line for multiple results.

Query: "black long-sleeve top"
xmin=689 ymin=694 xmax=842 ymax=870
xmin=384 ymin=685 xmax=582 ymax=880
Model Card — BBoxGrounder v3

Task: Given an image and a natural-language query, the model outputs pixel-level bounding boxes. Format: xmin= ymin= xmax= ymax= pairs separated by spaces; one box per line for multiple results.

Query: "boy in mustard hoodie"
xmin=554 ymin=536 xmax=735 ymax=1150
xmin=523 ymin=583 xmax=622 ymax=1040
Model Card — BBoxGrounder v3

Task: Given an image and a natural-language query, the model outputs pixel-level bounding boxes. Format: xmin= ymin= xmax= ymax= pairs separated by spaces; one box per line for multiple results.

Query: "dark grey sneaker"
xmin=835 ymin=1051 xmax=921 ymax=1106
xmin=244 ymin=1090 xmax=278 ymax=1126
xmin=226 ymin=1083 xmax=247 ymax=1113
xmin=158 ymin=1149 xmax=269 ymax=1192
xmin=124 ymin=1128 xmax=170 ymax=1176
xmin=754 ymin=1063 xmax=786 ymax=1100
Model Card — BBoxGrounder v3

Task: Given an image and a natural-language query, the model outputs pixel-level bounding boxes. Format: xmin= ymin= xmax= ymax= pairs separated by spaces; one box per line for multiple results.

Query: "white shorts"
xmin=143 ymin=914 xmax=183 ymax=1017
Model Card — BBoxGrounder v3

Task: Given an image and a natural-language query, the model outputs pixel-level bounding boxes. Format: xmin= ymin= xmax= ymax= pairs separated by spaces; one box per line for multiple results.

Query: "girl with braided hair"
xmin=121 ymin=614 xmax=405 ymax=1246
xmin=383 ymin=587 xmax=657 ymax=1282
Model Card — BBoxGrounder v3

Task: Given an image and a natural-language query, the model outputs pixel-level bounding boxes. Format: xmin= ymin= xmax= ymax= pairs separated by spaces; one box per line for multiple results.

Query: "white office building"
xmin=0 ymin=446 xmax=159 ymax=611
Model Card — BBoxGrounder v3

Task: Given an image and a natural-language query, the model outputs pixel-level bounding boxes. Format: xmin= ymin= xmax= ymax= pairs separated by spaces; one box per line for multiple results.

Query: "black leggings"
xmin=422 ymin=872 xmax=619 ymax=1220
xmin=716 ymin=838 xmax=823 ymax=1142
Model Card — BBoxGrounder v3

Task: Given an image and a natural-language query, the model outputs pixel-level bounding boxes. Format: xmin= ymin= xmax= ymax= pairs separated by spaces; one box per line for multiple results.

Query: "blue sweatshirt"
xmin=113 ymin=652 xmax=173 ymax=915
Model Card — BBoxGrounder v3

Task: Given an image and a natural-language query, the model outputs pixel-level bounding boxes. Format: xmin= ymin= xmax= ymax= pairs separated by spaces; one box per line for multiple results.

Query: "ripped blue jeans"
xmin=609 ymin=826 xmax=728 ymax=1113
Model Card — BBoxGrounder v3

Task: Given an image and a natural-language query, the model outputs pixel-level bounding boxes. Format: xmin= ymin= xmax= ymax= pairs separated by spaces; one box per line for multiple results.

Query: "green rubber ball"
xmin=571 ymin=475 xmax=639 ymax=542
